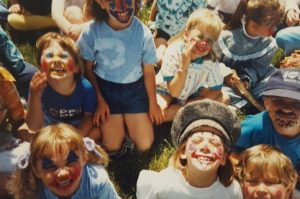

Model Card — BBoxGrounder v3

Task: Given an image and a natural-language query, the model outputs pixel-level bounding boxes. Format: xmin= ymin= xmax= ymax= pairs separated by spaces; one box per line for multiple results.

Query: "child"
xmin=52 ymin=0 xmax=91 ymax=41
xmin=77 ymin=0 xmax=164 ymax=152
xmin=137 ymin=99 xmax=243 ymax=199
xmin=7 ymin=123 xmax=120 ymax=199
xmin=148 ymin=0 xmax=206 ymax=65
xmin=236 ymin=144 xmax=298 ymax=199
xmin=232 ymin=68 xmax=300 ymax=193
xmin=26 ymin=32 xmax=99 ymax=139
xmin=216 ymin=0 xmax=284 ymax=108
xmin=156 ymin=8 xmax=232 ymax=122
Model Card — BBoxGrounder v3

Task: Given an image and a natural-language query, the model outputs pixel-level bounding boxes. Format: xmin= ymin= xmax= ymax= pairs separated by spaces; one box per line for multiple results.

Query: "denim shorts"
xmin=97 ymin=76 xmax=149 ymax=114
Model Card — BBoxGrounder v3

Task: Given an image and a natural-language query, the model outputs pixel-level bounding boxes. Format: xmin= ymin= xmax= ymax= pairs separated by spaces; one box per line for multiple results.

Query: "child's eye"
xmin=43 ymin=164 xmax=58 ymax=171
xmin=45 ymin=52 xmax=54 ymax=58
xmin=246 ymin=179 xmax=259 ymax=185
xmin=60 ymin=52 xmax=71 ymax=59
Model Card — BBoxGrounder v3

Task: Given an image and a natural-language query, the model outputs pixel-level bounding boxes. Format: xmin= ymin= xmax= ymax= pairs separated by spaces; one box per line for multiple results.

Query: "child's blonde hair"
xmin=236 ymin=144 xmax=297 ymax=198
xmin=169 ymin=8 xmax=224 ymax=61
xmin=36 ymin=32 xmax=83 ymax=77
xmin=7 ymin=123 xmax=109 ymax=199
xmin=226 ymin=0 xmax=284 ymax=30
xmin=169 ymin=139 xmax=234 ymax=187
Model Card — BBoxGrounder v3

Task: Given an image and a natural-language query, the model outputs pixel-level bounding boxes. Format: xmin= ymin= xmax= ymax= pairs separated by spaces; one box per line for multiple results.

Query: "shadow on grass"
xmin=107 ymin=122 xmax=174 ymax=199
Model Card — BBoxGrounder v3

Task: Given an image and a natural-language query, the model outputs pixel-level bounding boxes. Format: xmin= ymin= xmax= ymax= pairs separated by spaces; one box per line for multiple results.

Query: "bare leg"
xmin=100 ymin=114 xmax=125 ymax=152
xmin=125 ymin=113 xmax=154 ymax=151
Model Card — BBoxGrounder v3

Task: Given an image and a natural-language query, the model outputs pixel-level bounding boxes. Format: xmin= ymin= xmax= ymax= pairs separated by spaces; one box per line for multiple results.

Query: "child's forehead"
xmin=189 ymin=131 xmax=222 ymax=140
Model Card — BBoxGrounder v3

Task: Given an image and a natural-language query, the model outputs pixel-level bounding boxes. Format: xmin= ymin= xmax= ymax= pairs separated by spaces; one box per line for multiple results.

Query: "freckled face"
xmin=184 ymin=132 xmax=226 ymax=171
xmin=242 ymin=171 xmax=290 ymax=199
xmin=35 ymin=150 xmax=85 ymax=197
xmin=40 ymin=40 xmax=77 ymax=80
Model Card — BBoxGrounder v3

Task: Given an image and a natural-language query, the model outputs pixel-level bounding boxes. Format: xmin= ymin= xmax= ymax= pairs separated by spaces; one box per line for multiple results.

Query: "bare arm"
xmin=51 ymin=0 xmax=71 ymax=33
xmin=148 ymin=0 xmax=157 ymax=22
xmin=25 ymin=72 xmax=47 ymax=131
xmin=84 ymin=61 xmax=110 ymax=125
xmin=143 ymin=64 xmax=164 ymax=124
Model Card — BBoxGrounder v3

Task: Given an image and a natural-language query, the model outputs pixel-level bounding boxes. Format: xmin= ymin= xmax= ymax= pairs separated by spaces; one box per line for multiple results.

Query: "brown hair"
xmin=36 ymin=32 xmax=83 ymax=77
xmin=225 ymin=0 xmax=284 ymax=30
xmin=169 ymin=136 xmax=234 ymax=187
xmin=236 ymin=144 xmax=297 ymax=199
xmin=7 ymin=123 xmax=109 ymax=199
xmin=169 ymin=8 xmax=224 ymax=61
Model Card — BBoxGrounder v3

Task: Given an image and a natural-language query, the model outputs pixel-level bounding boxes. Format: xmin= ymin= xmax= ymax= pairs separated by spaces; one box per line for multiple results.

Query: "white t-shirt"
xmin=137 ymin=167 xmax=243 ymax=199
xmin=207 ymin=0 xmax=240 ymax=14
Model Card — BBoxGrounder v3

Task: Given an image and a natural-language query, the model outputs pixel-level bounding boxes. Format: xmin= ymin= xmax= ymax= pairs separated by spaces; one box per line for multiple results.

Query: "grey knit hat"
xmin=171 ymin=99 xmax=240 ymax=152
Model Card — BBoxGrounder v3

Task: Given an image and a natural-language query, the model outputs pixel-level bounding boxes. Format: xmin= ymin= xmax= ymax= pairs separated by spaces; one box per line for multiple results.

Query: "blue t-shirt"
xmin=234 ymin=111 xmax=300 ymax=168
xmin=77 ymin=17 xmax=157 ymax=84
xmin=39 ymin=164 xmax=120 ymax=199
xmin=42 ymin=76 xmax=96 ymax=126
xmin=156 ymin=0 xmax=206 ymax=37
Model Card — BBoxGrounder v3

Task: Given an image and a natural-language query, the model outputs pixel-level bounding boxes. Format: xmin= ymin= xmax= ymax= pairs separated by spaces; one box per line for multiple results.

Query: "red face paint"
xmin=67 ymin=59 xmax=75 ymax=72
xmin=212 ymin=147 xmax=223 ymax=160
xmin=41 ymin=59 xmax=49 ymax=72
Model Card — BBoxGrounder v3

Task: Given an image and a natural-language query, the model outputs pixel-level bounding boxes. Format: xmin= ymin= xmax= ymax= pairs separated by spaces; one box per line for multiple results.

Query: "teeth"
xmin=57 ymin=179 xmax=71 ymax=187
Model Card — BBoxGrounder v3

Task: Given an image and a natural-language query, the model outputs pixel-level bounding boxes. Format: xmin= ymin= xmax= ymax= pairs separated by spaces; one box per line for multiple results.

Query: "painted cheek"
xmin=274 ymin=189 xmax=284 ymax=199
xmin=41 ymin=60 xmax=49 ymax=72
xmin=70 ymin=164 xmax=81 ymax=181
xmin=212 ymin=147 xmax=223 ymax=160
xmin=67 ymin=59 xmax=75 ymax=72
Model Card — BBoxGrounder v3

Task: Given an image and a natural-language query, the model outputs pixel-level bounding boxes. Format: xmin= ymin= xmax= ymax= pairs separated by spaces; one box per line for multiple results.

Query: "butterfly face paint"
xmin=40 ymin=40 xmax=77 ymax=80
xmin=185 ymin=132 xmax=225 ymax=171
xmin=36 ymin=150 xmax=83 ymax=197
xmin=108 ymin=0 xmax=134 ymax=24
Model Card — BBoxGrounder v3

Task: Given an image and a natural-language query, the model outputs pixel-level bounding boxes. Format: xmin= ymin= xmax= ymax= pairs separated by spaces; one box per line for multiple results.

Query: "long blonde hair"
xmin=7 ymin=123 xmax=108 ymax=199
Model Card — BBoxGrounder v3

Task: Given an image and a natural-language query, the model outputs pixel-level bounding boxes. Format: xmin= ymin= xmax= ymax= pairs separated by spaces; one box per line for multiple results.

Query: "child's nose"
xmin=255 ymin=183 xmax=269 ymax=197
xmin=200 ymin=144 xmax=210 ymax=153
xmin=57 ymin=167 xmax=69 ymax=178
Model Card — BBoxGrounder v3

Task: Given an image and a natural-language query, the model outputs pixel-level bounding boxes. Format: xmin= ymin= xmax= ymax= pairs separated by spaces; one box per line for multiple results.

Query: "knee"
xmin=103 ymin=137 xmax=124 ymax=152
xmin=135 ymin=138 xmax=154 ymax=152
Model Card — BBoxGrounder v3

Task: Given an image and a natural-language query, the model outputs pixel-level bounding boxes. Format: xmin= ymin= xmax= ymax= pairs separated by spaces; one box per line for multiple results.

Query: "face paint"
xmin=212 ymin=147 xmax=223 ymax=160
xmin=108 ymin=0 xmax=134 ymax=24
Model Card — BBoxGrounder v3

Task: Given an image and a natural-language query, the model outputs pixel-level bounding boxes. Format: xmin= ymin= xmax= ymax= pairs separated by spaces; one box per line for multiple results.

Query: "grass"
xmin=7 ymin=3 xmax=285 ymax=198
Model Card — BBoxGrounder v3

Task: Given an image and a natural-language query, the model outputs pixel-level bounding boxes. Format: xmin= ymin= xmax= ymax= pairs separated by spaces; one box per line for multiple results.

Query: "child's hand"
xmin=8 ymin=4 xmax=27 ymax=14
xmin=93 ymin=99 xmax=110 ymax=126
xmin=66 ymin=24 xmax=83 ymax=41
xmin=286 ymin=9 xmax=300 ymax=26
xmin=29 ymin=72 xmax=47 ymax=98
xmin=149 ymin=102 xmax=165 ymax=125
xmin=181 ymin=40 xmax=196 ymax=70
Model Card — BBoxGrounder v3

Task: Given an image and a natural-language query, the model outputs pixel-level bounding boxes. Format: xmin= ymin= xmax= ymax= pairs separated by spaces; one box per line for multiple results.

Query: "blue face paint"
xmin=67 ymin=150 xmax=79 ymax=164
xmin=42 ymin=157 xmax=56 ymax=170
xmin=108 ymin=0 xmax=134 ymax=24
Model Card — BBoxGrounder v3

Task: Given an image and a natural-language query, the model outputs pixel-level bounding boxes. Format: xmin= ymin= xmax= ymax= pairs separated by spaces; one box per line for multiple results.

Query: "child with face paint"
xmin=77 ymin=0 xmax=164 ymax=153
xmin=136 ymin=99 xmax=243 ymax=199
xmin=7 ymin=123 xmax=120 ymax=199
xmin=148 ymin=0 xmax=206 ymax=65
xmin=156 ymin=9 xmax=232 ymax=122
xmin=26 ymin=32 xmax=100 ymax=140
xmin=235 ymin=144 xmax=298 ymax=199
xmin=232 ymin=68 xmax=300 ymax=195
xmin=216 ymin=0 xmax=284 ymax=108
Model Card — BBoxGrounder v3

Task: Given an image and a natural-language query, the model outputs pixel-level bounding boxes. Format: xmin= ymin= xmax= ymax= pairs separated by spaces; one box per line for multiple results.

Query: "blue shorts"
xmin=97 ymin=76 xmax=149 ymax=114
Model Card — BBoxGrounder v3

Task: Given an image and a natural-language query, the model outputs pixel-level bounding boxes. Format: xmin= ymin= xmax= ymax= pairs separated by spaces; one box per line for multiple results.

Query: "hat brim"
xmin=179 ymin=119 xmax=230 ymax=145
xmin=262 ymin=89 xmax=300 ymax=101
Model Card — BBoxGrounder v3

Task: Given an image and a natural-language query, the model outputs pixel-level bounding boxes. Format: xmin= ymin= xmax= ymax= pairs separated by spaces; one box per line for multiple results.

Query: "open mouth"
xmin=56 ymin=179 xmax=72 ymax=188
xmin=192 ymin=152 xmax=214 ymax=162
xmin=49 ymin=67 xmax=67 ymax=76
xmin=110 ymin=9 xmax=133 ymax=23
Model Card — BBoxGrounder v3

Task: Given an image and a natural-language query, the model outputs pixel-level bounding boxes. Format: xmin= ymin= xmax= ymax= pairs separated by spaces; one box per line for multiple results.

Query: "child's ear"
xmin=183 ymin=29 xmax=189 ymax=42
xmin=263 ymin=96 xmax=270 ymax=110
